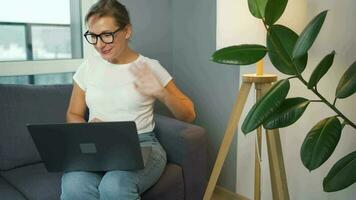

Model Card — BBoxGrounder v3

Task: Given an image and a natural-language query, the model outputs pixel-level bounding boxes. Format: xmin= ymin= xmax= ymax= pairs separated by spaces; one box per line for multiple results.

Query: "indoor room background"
xmin=1 ymin=0 xmax=355 ymax=199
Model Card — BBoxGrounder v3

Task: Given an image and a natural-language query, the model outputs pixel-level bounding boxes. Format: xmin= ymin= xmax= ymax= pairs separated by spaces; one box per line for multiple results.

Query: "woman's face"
xmin=87 ymin=15 xmax=131 ymax=63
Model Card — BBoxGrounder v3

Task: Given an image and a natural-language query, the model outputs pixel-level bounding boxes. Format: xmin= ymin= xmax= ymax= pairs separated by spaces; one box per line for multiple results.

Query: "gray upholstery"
xmin=154 ymin=115 xmax=208 ymax=200
xmin=0 ymin=163 xmax=62 ymax=200
xmin=142 ymin=164 xmax=184 ymax=200
xmin=0 ymin=85 xmax=71 ymax=170
xmin=0 ymin=84 xmax=207 ymax=200
xmin=0 ymin=176 xmax=26 ymax=200
xmin=0 ymin=162 xmax=183 ymax=200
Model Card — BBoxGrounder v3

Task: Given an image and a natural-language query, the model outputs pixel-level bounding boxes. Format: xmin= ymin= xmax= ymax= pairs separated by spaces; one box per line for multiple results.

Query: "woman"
xmin=61 ymin=0 xmax=196 ymax=199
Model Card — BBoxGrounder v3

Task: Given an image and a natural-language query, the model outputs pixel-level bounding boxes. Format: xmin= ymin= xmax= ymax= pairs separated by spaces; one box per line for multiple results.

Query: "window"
xmin=0 ymin=0 xmax=82 ymax=62
xmin=0 ymin=0 xmax=89 ymax=84
xmin=31 ymin=25 xmax=72 ymax=60
xmin=0 ymin=72 xmax=74 ymax=85
xmin=0 ymin=24 xmax=27 ymax=61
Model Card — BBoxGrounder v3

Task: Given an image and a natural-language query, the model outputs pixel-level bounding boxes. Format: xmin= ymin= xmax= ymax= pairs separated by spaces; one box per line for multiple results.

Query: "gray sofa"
xmin=0 ymin=84 xmax=207 ymax=200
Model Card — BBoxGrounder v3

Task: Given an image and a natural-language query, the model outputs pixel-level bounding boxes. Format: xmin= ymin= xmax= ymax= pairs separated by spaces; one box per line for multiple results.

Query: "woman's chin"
xmin=101 ymin=54 xmax=113 ymax=62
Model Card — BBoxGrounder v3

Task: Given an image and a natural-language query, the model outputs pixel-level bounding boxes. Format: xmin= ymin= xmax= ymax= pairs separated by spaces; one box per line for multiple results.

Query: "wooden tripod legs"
xmin=203 ymin=82 xmax=252 ymax=200
xmin=203 ymin=76 xmax=289 ymax=200
xmin=255 ymin=83 xmax=290 ymax=200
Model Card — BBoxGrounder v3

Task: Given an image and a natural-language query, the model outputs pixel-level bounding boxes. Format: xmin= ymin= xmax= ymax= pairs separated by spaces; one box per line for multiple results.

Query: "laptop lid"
xmin=27 ymin=121 xmax=150 ymax=172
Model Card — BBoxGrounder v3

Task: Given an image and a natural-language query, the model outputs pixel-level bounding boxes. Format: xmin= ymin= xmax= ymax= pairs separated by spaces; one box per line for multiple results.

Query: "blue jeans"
xmin=60 ymin=132 xmax=167 ymax=200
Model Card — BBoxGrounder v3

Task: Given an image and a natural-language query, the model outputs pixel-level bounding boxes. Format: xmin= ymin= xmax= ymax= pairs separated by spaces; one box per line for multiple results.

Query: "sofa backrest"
xmin=0 ymin=84 xmax=72 ymax=170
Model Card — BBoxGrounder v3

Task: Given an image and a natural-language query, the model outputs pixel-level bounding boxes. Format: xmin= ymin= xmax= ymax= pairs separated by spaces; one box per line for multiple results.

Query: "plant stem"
xmin=287 ymin=76 xmax=298 ymax=80
xmin=259 ymin=18 xmax=355 ymax=129
xmin=333 ymin=97 xmax=337 ymax=106
xmin=298 ymin=76 xmax=356 ymax=129
xmin=310 ymin=100 xmax=323 ymax=103
xmin=262 ymin=20 xmax=268 ymax=30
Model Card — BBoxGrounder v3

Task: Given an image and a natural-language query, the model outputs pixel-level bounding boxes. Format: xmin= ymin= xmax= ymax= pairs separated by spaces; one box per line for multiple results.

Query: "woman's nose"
xmin=95 ymin=39 xmax=106 ymax=48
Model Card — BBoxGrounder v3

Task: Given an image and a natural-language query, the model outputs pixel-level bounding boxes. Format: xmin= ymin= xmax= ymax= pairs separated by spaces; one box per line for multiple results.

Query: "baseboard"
xmin=213 ymin=185 xmax=250 ymax=200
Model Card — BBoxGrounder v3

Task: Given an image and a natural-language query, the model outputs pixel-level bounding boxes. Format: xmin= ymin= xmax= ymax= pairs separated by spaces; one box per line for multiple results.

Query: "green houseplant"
xmin=211 ymin=0 xmax=356 ymax=192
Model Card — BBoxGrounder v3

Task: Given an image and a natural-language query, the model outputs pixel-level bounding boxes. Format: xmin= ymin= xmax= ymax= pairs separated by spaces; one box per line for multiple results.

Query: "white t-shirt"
xmin=73 ymin=54 xmax=172 ymax=134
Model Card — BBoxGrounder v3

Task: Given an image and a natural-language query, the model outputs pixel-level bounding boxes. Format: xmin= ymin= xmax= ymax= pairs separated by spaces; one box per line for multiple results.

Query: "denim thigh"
xmin=136 ymin=132 xmax=167 ymax=193
xmin=61 ymin=131 xmax=167 ymax=200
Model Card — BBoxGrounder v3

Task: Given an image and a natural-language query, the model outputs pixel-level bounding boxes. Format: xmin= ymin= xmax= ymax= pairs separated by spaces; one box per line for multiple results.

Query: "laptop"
xmin=26 ymin=121 xmax=151 ymax=172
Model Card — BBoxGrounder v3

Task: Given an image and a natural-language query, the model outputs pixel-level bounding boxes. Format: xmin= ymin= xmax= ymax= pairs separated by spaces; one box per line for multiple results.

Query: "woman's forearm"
xmin=156 ymin=88 xmax=196 ymax=122
xmin=66 ymin=112 xmax=86 ymax=123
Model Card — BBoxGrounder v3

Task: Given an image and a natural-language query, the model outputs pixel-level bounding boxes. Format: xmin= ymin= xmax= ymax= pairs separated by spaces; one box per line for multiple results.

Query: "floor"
xmin=211 ymin=186 xmax=250 ymax=200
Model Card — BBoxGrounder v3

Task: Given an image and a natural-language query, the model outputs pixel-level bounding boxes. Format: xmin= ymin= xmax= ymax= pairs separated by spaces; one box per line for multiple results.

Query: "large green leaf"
xmin=292 ymin=10 xmax=328 ymax=59
xmin=242 ymin=79 xmax=290 ymax=134
xmin=265 ymin=0 xmax=288 ymax=26
xmin=248 ymin=0 xmax=268 ymax=19
xmin=263 ymin=97 xmax=309 ymax=129
xmin=323 ymin=151 xmax=356 ymax=192
xmin=212 ymin=44 xmax=267 ymax=65
xmin=308 ymin=51 xmax=335 ymax=89
xmin=335 ymin=60 xmax=356 ymax=99
xmin=300 ymin=117 xmax=342 ymax=171
xmin=267 ymin=25 xmax=308 ymax=75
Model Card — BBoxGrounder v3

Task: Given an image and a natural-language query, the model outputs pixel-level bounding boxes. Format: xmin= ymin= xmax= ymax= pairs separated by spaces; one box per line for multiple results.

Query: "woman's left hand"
xmin=129 ymin=61 xmax=164 ymax=98
xmin=89 ymin=117 xmax=103 ymax=123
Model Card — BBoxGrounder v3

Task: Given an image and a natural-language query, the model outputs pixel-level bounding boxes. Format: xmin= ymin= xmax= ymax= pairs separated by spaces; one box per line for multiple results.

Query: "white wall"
xmin=217 ymin=0 xmax=356 ymax=199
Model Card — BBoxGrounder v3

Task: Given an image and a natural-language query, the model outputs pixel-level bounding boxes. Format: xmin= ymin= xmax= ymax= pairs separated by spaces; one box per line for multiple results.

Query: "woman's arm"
xmin=66 ymin=82 xmax=87 ymax=123
xmin=155 ymin=80 xmax=196 ymax=123
xmin=130 ymin=64 xmax=196 ymax=123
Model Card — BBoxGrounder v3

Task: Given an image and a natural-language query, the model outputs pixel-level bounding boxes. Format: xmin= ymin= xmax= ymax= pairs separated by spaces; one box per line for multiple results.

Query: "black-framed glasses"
xmin=84 ymin=27 xmax=124 ymax=45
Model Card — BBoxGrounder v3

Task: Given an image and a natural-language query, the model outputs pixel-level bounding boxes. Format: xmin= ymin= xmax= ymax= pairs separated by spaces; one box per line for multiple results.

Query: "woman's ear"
xmin=125 ymin=25 xmax=132 ymax=39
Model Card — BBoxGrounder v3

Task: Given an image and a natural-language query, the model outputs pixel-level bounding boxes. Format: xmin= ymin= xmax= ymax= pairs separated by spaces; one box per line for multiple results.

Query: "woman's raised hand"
xmin=129 ymin=61 xmax=164 ymax=98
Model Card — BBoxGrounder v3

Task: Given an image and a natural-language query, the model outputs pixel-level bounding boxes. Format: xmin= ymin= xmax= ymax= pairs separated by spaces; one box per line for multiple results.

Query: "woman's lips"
xmin=101 ymin=49 xmax=112 ymax=55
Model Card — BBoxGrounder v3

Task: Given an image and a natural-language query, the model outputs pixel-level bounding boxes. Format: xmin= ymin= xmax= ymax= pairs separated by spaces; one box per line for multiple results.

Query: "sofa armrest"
xmin=153 ymin=114 xmax=207 ymax=200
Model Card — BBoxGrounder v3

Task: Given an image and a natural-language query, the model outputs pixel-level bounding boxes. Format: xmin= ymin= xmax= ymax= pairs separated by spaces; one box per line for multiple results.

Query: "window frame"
xmin=0 ymin=0 xmax=95 ymax=77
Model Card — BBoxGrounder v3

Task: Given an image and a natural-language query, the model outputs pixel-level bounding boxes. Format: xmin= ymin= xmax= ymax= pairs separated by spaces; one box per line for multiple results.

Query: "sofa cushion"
xmin=0 ymin=163 xmax=62 ymax=200
xmin=0 ymin=84 xmax=72 ymax=170
xmin=142 ymin=163 xmax=184 ymax=200
xmin=0 ymin=176 xmax=26 ymax=200
xmin=154 ymin=115 xmax=207 ymax=200
xmin=0 ymin=162 xmax=183 ymax=200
